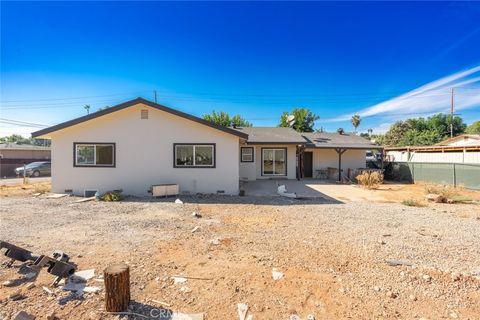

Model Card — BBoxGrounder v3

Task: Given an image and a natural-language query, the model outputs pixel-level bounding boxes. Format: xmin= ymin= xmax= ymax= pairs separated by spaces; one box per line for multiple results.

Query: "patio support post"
xmin=335 ymin=148 xmax=347 ymax=181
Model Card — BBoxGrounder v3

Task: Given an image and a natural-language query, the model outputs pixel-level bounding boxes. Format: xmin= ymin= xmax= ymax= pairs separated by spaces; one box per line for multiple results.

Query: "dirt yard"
xmin=0 ymin=182 xmax=479 ymax=320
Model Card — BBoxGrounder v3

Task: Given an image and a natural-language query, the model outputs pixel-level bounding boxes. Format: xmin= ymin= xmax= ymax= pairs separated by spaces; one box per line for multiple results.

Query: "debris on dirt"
xmin=237 ymin=303 xmax=249 ymax=320
xmin=83 ymin=286 xmax=101 ymax=293
xmin=33 ymin=193 xmax=42 ymax=197
xmin=42 ymin=286 xmax=54 ymax=295
xmin=289 ymin=315 xmax=301 ymax=320
xmin=71 ymin=269 xmax=95 ymax=281
xmin=385 ymin=259 xmax=413 ymax=267
xmin=3 ymin=280 xmax=13 ymax=287
xmin=9 ymin=290 xmax=25 ymax=301
xmin=14 ymin=311 xmax=36 ymax=320
xmin=209 ymin=238 xmax=221 ymax=245
xmin=425 ymin=193 xmax=446 ymax=203
xmin=63 ymin=281 xmax=86 ymax=292
xmin=191 ymin=226 xmax=200 ymax=233
xmin=75 ymin=196 xmax=96 ymax=203
xmin=46 ymin=193 xmax=68 ymax=199
xmin=24 ymin=272 xmax=37 ymax=280
xmin=192 ymin=211 xmax=202 ymax=218
xmin=25 ymin=282 xmax=35 ymax=290
xmin=149 ymin=298 xmax=172 ymax=307
xmin=175 ymin=198 xmax=184 ymax=204
xmin=272 ymin=268 xmax=284 ymax=280
xmin=306 ymin=315 xmax=315 ymax=320
xmin=172 ymin=276 xmax=188 ymax=284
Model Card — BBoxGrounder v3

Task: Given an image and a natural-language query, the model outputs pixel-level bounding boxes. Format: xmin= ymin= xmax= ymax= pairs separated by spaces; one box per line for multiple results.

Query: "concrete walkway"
xmin=242 ymin=179 xmax=390 ymax=203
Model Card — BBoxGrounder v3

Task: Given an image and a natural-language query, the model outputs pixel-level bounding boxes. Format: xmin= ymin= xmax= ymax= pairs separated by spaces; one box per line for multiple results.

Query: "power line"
xmin=1 ymin=92 xmax=458 ymax=110
xmin=1 ymin=91 xmax=151 ymax=103
xmin=0 ymin=118 xmax=51 ymax=127
xmin=4 ymin=88 xmax=473 ymax=105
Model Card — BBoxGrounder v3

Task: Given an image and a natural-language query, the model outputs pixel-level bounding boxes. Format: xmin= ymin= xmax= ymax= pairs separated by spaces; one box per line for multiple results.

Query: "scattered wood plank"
xmin=75 ymin=196 xmax=96 ymax=203
xmin=171 ymin=275 xmax=213 ymax=281
xmin=46 ymin=193 xmax=68 ymax=199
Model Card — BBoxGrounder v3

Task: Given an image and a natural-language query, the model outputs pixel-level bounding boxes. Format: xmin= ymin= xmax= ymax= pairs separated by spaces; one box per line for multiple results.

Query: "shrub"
xmin=401 ymin=199 xmax=425 ymax=207
xmin=356 ymin=171 xmax=384 ymax=189
xmin=424 ymin=183 xmax=462 ymax=199
xmin=101 ymin=191 xmax=122 ymax=201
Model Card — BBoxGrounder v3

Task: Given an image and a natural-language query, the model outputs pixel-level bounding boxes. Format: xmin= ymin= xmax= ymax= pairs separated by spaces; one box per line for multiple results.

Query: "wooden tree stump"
xmin=104 ymin=263 xmax=130 ymax=312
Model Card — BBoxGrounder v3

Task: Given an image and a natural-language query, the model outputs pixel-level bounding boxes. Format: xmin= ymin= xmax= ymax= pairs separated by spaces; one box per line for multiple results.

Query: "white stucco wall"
xmin=307 ymin=148 xmax=367 ymax=173
xmin=239 ymin=145 xmax=257 ymax=181
xmin=254 ymin=145 xmax=297 ymax=180
xmin=48 ymin=103 xmax=240 ymax=196
xmin=239 ymin=144 xmax=297 ymax=180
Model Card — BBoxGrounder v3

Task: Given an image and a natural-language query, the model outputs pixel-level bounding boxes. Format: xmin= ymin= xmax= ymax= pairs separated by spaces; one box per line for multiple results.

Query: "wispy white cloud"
xmin=327 ymin=65 xmax=480 ymax=123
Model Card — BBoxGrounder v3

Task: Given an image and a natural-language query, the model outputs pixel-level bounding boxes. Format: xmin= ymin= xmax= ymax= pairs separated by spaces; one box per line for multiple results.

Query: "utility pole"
xmin=153 ymin=90 xmax=157 ymax=103
xmin=450 ymin=88 xmax=455 ymax=138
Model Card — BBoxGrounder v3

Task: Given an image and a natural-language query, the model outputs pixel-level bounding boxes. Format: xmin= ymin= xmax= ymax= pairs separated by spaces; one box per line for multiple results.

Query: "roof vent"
xmin=141 ymin=109 xmax=149 ymax=120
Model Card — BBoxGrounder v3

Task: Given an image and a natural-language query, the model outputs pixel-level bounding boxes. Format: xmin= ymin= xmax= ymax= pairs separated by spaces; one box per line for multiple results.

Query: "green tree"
xmin=84 ymin=104 xmax=90 ymax=115
xmin=0 ymin=134 xmax=32 ymax=144
xmin=202 ymin=111 xmax=252 ymax=127
xmin=466 ymin=121 xmax=480 ymax=134
xmin=278 ymin=108 xmax=319 ymax=132
xmin=0 ymin=134 xmax=50 ymax=146
xmin=337 ymin=128 xmax=345 ymax=135
xmin=381 ymin=113 xmax=466 ymax=146
xmin=351 ymin=114 xmax=361 ymax=133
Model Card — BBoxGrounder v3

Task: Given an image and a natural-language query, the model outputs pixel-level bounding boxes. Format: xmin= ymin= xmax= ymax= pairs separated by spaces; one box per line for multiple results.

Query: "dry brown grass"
xmin=424 ymin=183 xmax=463 ymax=199
xmin=356 ymin=171 xmax=384 ymax=189
xmin=0 ymin=182 xmax=51 ymax=197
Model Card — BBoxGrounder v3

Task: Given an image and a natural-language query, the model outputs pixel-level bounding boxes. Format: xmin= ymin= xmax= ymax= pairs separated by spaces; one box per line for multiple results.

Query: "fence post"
xmin=453 ymin=163 xmax=456 ymax=187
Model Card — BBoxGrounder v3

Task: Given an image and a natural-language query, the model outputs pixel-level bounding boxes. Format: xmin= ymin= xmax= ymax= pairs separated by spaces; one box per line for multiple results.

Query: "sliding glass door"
xmin=262 ymin=148 xmax=286 ymax=176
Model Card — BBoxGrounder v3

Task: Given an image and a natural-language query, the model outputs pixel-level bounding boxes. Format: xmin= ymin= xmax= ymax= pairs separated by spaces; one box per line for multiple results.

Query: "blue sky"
xmin=1 ymin=1 xmax=480 ymax=136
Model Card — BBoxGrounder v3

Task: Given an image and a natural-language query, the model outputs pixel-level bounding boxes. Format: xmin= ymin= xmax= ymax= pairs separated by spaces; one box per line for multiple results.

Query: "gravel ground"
xmin=0 ymin=194 xmax=479 ymax=319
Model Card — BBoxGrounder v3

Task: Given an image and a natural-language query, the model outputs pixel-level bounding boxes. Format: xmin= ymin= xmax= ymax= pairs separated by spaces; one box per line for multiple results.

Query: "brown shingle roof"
xmin=302 ymin=132 xmax=380 ymax=149
xmin=232 ymin=127 xmax=306 ymax=144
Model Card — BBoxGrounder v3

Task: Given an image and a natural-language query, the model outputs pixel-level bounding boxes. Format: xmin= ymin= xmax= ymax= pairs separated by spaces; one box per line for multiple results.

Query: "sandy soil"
xmin=0 ymin=184 xmax=479 ymax=320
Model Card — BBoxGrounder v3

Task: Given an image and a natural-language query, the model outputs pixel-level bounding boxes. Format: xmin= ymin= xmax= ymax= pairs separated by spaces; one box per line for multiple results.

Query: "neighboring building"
xmin=32 ymin=98 xmax=379 ymax=196
xmin=0 ymin=143 xmax=51 ymax=178
xmin=385 ymin=134 xmax=480 ymax=164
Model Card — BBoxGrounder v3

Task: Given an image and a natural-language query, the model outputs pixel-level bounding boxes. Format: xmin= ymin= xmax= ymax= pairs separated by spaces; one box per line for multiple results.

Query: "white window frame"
xmin=262 ymin=148 xmax=287 ymax=176
xmin=74 ymin=143 xmax=115 ymax=167
xmin=174 ymin=144 xmax=215 ymax=168
xmin=240 ymin=147 xmax=254 ymax=162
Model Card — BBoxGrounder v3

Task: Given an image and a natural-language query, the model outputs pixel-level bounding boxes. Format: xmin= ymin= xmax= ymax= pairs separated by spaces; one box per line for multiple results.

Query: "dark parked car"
xmin=15 ymin=161 xmax=51 ymax=177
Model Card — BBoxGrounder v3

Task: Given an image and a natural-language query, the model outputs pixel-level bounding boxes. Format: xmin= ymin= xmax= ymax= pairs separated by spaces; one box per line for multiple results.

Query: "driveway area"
xmin=242 ymin=179 xmax=434 ymax=203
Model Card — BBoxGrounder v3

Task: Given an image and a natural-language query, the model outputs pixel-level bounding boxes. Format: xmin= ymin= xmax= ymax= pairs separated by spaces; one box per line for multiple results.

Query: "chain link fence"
xmin=385 ymin=162 xmax=480 ymax=190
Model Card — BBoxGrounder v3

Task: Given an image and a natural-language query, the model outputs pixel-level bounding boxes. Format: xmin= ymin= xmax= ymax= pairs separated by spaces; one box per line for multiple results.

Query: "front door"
xmin=303 ymin=152 xmax=313 ymax=178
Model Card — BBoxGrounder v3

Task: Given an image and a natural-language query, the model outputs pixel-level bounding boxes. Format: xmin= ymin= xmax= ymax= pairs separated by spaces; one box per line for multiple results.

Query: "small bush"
xmin=101 ymin=191 xmax=122 ymax=202
xmin=401 ymin=199 xmax=425 ymax=207
xmin=424 ymin=183 xmax=462 ymax=199
xmin=356 ymin=171 xmax=384 ymax=189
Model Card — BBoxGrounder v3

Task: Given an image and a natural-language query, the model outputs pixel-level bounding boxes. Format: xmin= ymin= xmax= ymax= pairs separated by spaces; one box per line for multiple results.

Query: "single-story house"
xmin=384 ymin=134 xmax=480 ymax=164
xmin=0 ymin=143 xmax=51 ymax=178
xmin=32 ymin=98 xmax=380 ymax=196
